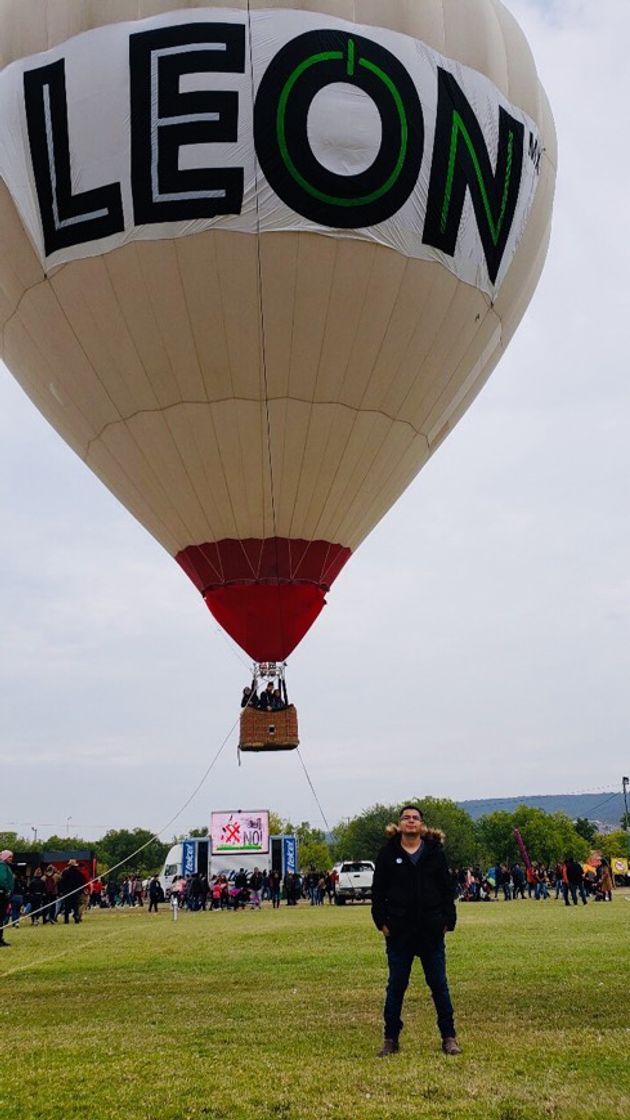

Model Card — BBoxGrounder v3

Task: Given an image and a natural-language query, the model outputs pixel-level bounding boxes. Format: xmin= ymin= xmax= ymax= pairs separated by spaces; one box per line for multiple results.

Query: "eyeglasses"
xmin=400 ymin=815 xmax=422 ymax=822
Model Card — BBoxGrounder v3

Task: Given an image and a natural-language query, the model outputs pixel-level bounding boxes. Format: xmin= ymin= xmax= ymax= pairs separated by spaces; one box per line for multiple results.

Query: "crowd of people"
xmin=1 ymin=863 xmax=342 ymax=935
xmin=453 ymin=857 xmax=616 ymax=905
xmin=0 ymin=852 xmax=90 ymax=943
xmin=130 ymin=868 xmax=340 ymax=912
xmin=1 ymin=847 xmax=621 ymax=947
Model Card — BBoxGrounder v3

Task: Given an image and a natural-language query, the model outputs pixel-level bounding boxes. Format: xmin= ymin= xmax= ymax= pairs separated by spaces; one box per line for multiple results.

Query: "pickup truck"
xmin=333 ymin=860 xmax=375 ymax=904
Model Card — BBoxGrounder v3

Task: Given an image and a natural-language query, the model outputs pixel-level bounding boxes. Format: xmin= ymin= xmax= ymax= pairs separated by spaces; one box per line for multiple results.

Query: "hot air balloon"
xmin=0 ymin=1 xmax=556 ymax=751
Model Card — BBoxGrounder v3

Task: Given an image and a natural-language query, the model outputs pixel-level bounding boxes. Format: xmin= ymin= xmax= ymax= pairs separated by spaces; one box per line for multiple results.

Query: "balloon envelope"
xmin=0 ymin=1 xmax=556 ymax=660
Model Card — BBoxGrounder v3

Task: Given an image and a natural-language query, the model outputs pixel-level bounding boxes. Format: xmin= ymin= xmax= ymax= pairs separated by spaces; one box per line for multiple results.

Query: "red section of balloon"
xmin=204 ymin=582 xmax=326 ymax=661
xmin=176 ymin=538 xmax=352 ymax=660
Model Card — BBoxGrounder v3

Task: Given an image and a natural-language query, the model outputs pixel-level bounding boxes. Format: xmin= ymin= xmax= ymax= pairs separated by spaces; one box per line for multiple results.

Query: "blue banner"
xmin=182 ymin=840 xmax=196 ymax=877
xmin=282 ymin=836 xmax=297 ymax=876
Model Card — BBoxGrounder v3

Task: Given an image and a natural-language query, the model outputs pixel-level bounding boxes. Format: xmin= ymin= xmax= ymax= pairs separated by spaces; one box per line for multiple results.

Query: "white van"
xmin=159 ymin=838 xmax=210 ymax=897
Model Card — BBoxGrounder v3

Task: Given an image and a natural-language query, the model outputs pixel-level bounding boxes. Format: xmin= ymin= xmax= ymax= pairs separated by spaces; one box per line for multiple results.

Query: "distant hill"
xmin=457 ymin=792 xmax=625 ymax=830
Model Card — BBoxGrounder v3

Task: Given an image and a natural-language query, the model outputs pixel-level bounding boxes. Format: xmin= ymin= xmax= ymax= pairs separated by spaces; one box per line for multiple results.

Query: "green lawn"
xmin=1 ymin=895 xmax=629 ymax=1119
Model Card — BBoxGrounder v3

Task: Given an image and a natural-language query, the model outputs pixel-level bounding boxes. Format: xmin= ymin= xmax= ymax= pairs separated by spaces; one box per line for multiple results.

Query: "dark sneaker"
xmin=441 ymin=1036 xmax=462 ymax=1056
xmin=377 ymin=1039 xmax=399 ymax=1057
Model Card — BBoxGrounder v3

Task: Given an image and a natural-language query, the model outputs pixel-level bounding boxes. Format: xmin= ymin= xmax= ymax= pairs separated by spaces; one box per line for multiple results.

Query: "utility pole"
xmin=622 ymin=776 xmax=629 ymax=831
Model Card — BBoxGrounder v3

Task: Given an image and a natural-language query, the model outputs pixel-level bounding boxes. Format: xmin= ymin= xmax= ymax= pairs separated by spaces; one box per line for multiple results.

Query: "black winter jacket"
xmin=371 ymin=831 xmax=457 ymax=948
xmin=59 ymin=866 xmax=86 ymax=896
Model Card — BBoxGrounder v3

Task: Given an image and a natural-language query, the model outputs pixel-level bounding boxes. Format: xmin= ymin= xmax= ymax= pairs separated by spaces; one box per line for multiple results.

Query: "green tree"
xmin=574 ymin=817 xmax=597 ymax=843
xmin=415 ymin=797 xmax=477 ymax=868
xmin=268 ymin=811 xmax=292 ymax=836
xmin=96 ymin=829 xmax=169 ymax=876
xmin=512 ymin=806 xmax=588 ymax=865
xmin=292 ymin=822 xmax=333 ymax=869
xmin=331 ymin=799 xmax=476 ymax=867
xmin=476 ymin=805 xmax=589 ymax=867
xmin=475 ymin=811 xmax=516 ymax=865
xmin=331 ymin=803 xmax=400 ymax=862
xmin=593 ymin=830 xmax=630 ymax=861
xmin=40 ymin=834 xmax=92 ymax=851
xmin=0 ymin=831 xmax=33 ymax=852
xmin=298 ymin=840 xmax=332 ymax=872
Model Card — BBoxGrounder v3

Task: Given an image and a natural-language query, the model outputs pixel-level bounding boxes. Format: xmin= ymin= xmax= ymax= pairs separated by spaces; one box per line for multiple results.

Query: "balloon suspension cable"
xmin=295 ymin=747 xmax=334 ymax=839
xmin=1 ymin=713 xmax=240 ymax=940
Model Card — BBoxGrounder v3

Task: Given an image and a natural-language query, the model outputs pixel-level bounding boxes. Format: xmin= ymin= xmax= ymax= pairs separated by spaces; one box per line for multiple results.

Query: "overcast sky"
xmin=1 ymin=1 xmax=629 ymax=844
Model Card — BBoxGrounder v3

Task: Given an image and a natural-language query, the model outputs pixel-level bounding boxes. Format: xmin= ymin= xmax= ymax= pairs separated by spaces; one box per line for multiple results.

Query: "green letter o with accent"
xmin=254 ymin=30 xmax=424 ymax=229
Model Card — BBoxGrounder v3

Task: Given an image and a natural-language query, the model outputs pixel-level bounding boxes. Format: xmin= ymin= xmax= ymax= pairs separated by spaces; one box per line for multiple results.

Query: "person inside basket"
xmin=241 ymin=685 xmax=259 ymax=709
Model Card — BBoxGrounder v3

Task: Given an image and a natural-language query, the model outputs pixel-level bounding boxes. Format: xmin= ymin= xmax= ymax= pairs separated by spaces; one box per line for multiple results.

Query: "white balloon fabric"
xmin=0 ymin=1 xmax=556 ymax=661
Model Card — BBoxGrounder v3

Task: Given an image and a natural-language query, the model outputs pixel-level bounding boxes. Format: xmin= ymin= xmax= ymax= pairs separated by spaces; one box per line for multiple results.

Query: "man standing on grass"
xmin=59 ymin=860 xmax=87 ymax=924
xmin=371 ymin=806 xmax=461 ymax=1057
xmin=0 ymin=850 xmax=15 ymax=947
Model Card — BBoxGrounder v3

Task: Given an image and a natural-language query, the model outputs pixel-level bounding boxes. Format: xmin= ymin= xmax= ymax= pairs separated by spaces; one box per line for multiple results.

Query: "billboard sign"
xmin=211 ymin=811 xmax=269 ymax=854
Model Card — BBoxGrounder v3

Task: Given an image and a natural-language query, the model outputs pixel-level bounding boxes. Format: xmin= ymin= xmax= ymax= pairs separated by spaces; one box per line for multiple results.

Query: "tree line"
xmin=2 ymin=801 xmax=628 ymax=878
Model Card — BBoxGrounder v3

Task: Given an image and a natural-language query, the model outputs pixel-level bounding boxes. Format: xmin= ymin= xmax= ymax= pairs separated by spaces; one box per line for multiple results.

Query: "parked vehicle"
xmin=333 ymin=860 xmax=375 ymax=904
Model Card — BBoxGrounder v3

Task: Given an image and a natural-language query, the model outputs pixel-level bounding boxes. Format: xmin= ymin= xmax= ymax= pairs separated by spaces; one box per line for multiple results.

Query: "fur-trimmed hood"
xmin=384 ymin=823 xmax=446 ymax=846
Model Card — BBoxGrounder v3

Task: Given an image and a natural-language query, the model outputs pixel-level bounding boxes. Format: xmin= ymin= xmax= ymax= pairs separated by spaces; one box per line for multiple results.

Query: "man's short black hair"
xmin=399 ymin=804 xmax=424 ymax=820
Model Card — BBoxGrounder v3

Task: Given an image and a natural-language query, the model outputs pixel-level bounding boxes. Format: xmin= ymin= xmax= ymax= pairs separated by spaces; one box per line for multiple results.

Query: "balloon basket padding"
xmin=239 ymin=704 xmax=299 ymax=752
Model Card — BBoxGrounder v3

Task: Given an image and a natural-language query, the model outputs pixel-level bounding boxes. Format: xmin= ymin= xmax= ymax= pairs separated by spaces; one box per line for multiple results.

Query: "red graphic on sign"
xmin=223 ymin=821 xmax=241 ymax=845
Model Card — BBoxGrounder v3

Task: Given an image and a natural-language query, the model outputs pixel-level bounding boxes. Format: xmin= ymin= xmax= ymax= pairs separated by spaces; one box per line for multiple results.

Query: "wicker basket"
xmin=239 ymin=704 xmax=299 ymax=752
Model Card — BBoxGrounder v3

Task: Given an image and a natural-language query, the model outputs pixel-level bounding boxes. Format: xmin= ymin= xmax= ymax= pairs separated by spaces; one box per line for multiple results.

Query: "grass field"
xmin=1 ymin=895 xmax=629 ymax=1120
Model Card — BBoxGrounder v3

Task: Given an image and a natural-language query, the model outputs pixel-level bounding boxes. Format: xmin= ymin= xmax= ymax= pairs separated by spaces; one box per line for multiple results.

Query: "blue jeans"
xmin=384 ymin=938 xmax=455 ymax=1041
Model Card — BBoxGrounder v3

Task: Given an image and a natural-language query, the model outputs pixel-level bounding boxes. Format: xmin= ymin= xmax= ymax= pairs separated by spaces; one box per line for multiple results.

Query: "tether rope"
xmin=296 ymin=747 xmax=334 ymax=838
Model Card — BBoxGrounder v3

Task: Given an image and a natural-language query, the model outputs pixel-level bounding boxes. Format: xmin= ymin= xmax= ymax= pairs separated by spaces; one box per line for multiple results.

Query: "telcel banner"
xmin=0 ymin=7 xmax=541 ymax=296
xmin=283 ymin=835 xmax=298 ymax=875
xmin=211 ymin=810 xmax=270 ymax=853
xmin=182 ymin=839 xmax=197 ymax=876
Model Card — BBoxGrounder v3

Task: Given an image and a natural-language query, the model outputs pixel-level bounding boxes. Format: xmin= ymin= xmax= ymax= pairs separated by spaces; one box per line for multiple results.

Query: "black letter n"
xmin=423 ymin=68 xmax=524 ymax=286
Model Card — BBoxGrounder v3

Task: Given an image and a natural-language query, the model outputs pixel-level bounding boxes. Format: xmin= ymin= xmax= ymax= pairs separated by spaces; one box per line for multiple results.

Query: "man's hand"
xmin=382 ymin=925 xmax=390 ymax=937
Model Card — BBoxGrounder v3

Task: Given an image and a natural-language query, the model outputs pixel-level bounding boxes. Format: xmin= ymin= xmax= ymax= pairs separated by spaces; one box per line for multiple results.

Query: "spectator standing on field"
xmin=148 ymin=875 xmax=162 ymax=913
xmin=43 ymin=866 xmax=59 ymax=923
xmin=269 ymin=869 xmax=281 ymax=909
xmin=597 ymin=859 xmax=614 ymax=902
xmin=0 ymin=850 xmax=14 ymax=947
xmin=59 ymin=860 xmax=87 ymax=924
xmin=249 ymin=868 xmax=263 ymax=909
xmin=28 ymin=868 xmax=46 ymax=924
xmin=371 ymin=806 xmax=460 ymax=1058
xmin=562 ymin=857 xmax=588 ymax=907
xmin=511 ymin=864 xmax=526 ymax=899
